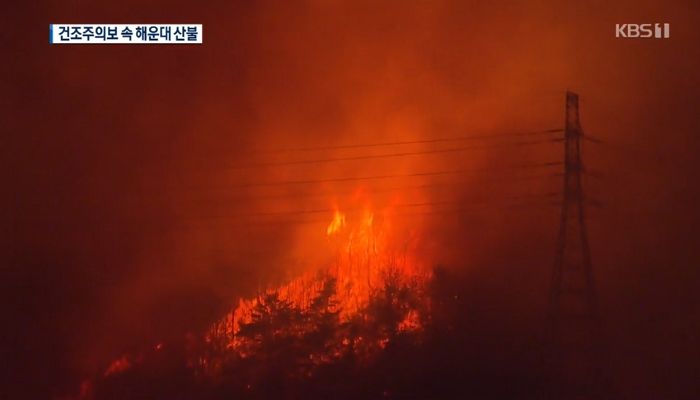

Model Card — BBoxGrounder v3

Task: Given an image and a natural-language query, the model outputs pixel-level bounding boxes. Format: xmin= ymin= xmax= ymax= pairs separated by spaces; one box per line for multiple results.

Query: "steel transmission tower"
xmin=545 ymin=91 xmax=606 ymax=399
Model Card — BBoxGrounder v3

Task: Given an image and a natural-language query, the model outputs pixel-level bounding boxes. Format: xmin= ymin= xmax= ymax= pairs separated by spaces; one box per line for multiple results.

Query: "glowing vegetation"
xmin=206 ymin=207 xmax=431 ymax=363
xmin=81 ymin=208 xmax=450 ymax=400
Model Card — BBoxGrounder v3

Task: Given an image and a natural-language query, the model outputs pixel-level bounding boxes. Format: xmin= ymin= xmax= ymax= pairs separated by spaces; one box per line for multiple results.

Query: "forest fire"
xmin=80 ymin=205 xmax=435 ymax=399
xmin=210 ymin=205 xmax=431 ymax=351
xmin=9 ymin=1 xmax=699 ymax=398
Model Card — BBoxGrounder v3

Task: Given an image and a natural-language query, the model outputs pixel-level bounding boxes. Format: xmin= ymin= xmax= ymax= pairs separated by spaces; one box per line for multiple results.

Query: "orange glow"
xmin=103 ymin=356 xmax=131 ymax=377
xmin=326 ymin=209 xmax=346 ymax=236
xmin=212 ymin=202 xmax=430 ymax=351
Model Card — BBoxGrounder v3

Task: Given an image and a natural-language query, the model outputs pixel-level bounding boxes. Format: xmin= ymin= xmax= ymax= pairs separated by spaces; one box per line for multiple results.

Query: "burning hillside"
xmin=219 ymin=206 xmax=430 ymax=339
xmin=196 ymin=205 xmax=431 ymax=367
xmin=76 ymin=206 xmax=439 ymax=399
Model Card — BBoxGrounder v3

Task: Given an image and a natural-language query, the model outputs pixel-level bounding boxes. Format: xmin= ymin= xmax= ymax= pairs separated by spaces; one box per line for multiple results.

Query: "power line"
xmin=583 ymin=134 xmax=604 ymax=144
xmin=235 ymin=138 xmax=563 ymax=169
xmin=184 ymin=192 xmax=560 ymax=220
xmin=176 ymin=197 xmax=560 ymax=229
xmin=233 ymin=161 xmax=563 ymax=188
xmin=197 ymin=176 xmax=560 ymax=203
xmin=242 ymin=201 xmax=460 ymax=218
xmin=270 ymin=128 xmax=564 ymax=152
xmin=173 ymin=204 xmax=558 ymax=231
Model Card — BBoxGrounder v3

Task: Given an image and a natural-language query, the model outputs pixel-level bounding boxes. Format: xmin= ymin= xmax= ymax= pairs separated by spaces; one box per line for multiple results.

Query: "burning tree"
xmin=193 ymin=208 xmax=433 ymax=394
xmin=80 ymin=207 xmax=442 ymax=399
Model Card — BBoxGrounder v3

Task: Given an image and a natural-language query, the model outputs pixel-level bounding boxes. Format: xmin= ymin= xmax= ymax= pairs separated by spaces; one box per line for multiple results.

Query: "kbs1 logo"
xmin=615 ymin=23 xmax=670 ymax=38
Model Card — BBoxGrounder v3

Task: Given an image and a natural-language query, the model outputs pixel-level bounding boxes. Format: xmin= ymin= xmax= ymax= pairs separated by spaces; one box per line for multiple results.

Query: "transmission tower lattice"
xmin=546 ymin=91 xmax=606 ymax=399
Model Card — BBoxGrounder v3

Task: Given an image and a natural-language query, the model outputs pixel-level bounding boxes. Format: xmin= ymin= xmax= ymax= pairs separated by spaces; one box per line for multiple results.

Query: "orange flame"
xmin=211 ymin=204 xmax=429 ymax=352
xmin=326 ymin=209 xmax=346 ymax=236
xmin=93 ymin=203 xmax=431 ymax=396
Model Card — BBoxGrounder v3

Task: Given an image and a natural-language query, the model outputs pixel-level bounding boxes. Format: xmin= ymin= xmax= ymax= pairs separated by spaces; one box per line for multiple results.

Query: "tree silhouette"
xmin=89 ymin=267 xmax=440 ymax=399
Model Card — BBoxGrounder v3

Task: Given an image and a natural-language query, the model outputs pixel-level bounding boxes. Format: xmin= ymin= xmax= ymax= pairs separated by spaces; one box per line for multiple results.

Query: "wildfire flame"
xmin=326 ymin=209 xmax=346 ymax=236
xmin=217 ymin=205 xmax=428 ymax=345
xmin=95 ymin=203 xmax=430 ymax=387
